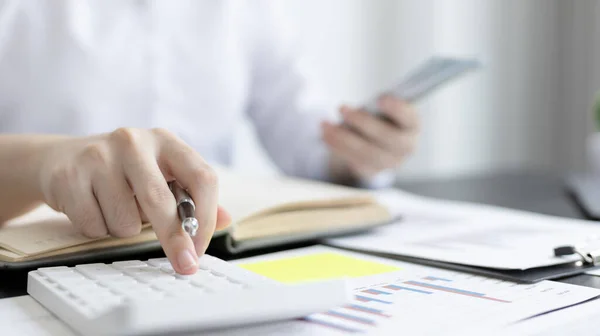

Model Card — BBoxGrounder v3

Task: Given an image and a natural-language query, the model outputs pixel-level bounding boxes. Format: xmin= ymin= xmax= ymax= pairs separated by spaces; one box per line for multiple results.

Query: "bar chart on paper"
xmin=302 ymin=270 xmax=600 ymax=335
xmin=236 ymin=247 xmax=600 ymax=335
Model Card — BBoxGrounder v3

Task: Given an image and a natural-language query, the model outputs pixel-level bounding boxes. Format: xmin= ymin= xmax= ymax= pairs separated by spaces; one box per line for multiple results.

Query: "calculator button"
xmin=174 ymin=273 xmax=194 ymax=280
xmin=119 ymin=292 xmax=145 ymax=301
xmin=133 ymin=273 xmax=177 ymax=284
xmin=70 ymin=285 xmax=113 ymax=300
xmin=160 ymin=265 xmax=175 ymax=274
xmin=111 ymin=260 xmax=148 ymax=269
xmin=189 ymin=271 xmax=218 ymax=283
xmin=98 ymin=277 xmax=139 ymax=288
xmin=210 ymin=271 xmax=226 ymax=278
xmin=151 ymin=282 xmax=179 ymax=293
xmin=76 ymin=265 xmax=124 ymax=279
xmin=163 ymin=284 xmax=200 ymax=296
xmin=147 ymin=258 xmax=170 ymax=267
xmin=37 ymin=267 xmax=76 ymax=277
xmin=203 ymin=280 xmax=241 ymax=291
xmin=76 ymin=263 xmax=111 ymax=271
xmin=49 ymin=273 xmax=88 ymax=283
xmin=104 ymin=282 xmax=147 ymax=296
xmin=121 ymin=289 xmax=164 ymax=301
xmin=117 ymin=266 xmax=154 ymax=274
xmin=151 ymin=281 xmax=194 ymax=294
xmin=198 ymin=263 xmax=211 ymax=271
xmin=52 ymin=272 xmax=86 ymax=280
xmin=167 ymin=287 xmax=206 ymax=298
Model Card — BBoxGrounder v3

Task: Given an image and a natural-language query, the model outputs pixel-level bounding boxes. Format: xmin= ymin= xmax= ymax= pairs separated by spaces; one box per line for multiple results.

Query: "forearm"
xmin=0 ymin=134 xmax=65 ymax=223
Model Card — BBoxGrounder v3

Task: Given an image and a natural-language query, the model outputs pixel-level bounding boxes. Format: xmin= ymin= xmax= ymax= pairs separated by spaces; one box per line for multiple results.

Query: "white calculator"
xmin=27 ymin=254 xmax=351 ymax=336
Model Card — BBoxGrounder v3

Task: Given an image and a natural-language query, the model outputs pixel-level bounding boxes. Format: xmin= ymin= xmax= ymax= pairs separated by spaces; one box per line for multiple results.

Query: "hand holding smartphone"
xmin=324 ymin=56 xmax=482 ymax=182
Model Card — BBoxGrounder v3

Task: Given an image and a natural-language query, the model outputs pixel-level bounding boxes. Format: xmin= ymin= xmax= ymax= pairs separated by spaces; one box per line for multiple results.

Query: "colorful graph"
xmin=361 ymin=288 xmax=391 ymax=296
xmin=404 ymin=281 xmax=511 ymax=303
xmin=383 ymin=284 xmax=432 ymax=294
xmin=423 ymin=276 xmax=453 ymax=282
xmin=306 ymin=274 xmax=513 ymax=334
xmin=323 ymin=311 xmax=376 ymax=326
xmin=355 ymin=295 xmax=392 ymax=304
xmin=303 ymin=317 xmax=363 ymax=334
xmin=345 ymin=304 xmax=392 ymax=318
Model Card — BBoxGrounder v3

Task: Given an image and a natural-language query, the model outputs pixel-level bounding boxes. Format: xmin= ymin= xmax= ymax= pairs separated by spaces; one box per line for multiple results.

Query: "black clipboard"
xmin=333 ymin=247 xmax=600 ymax=284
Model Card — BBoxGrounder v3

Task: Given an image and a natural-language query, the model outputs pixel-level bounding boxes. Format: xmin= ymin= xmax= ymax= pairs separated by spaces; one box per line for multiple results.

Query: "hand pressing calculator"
xmin=27 ymin=254 xmax=351 ymax=336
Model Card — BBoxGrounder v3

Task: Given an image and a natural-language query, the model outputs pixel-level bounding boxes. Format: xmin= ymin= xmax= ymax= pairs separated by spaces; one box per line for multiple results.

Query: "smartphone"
xmin=363 ymin=56 xmax=482 ymax=119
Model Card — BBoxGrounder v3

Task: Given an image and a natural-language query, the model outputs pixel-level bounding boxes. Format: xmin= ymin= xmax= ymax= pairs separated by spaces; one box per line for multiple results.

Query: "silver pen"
xmin=169 ymin=182 xmax=199 ymax=237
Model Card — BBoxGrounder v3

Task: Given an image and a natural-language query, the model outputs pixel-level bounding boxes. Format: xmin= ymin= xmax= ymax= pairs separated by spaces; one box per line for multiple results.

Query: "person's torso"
xmin=0 ymin=0 xmax=254 ymax=164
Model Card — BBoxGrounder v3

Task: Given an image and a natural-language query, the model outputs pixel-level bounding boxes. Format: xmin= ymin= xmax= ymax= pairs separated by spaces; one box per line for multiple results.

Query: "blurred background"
xmin=234 ymin=0 xmax=600 ymax=182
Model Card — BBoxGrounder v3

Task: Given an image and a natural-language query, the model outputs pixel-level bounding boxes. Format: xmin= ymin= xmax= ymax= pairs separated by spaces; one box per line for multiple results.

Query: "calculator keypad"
xmin=33 ymin=256 xmax=250 ymax=315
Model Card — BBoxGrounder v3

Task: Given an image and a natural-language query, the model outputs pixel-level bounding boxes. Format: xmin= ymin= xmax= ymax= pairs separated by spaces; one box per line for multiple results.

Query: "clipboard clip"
xmin=554 ymin=245 xmax=600 ymax=265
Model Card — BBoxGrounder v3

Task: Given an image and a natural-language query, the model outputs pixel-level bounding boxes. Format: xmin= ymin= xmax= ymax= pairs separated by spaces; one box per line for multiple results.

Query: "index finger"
xmin=114 ymin=130 xmax=199 ymax=275
xmin=156 ymin=130 xmax=221 ymax=257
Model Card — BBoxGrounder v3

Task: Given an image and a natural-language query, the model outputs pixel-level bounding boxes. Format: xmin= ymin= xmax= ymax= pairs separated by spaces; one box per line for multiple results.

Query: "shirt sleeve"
xmin=244 ymin=1 xmax=395 ymax=188
xmin=243 ymin=1 xmax=332 ymax=182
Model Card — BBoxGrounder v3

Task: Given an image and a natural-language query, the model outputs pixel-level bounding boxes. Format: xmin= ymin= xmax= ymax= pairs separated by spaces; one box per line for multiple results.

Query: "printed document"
xmin=327 ymin=190 xmax=600 ymax=270
xmin=230 ymin=246 xmax=600 ymax=335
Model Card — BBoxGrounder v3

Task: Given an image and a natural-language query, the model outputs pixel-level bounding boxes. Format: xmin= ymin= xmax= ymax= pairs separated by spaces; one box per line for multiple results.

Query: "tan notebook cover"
xmin=0 ymin=167 xmax=392 ymax=263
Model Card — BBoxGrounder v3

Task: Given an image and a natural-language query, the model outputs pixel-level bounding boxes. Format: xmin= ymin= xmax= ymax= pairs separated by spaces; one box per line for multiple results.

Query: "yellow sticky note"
xmin=239 ymin=252 xmax=400 ymax=283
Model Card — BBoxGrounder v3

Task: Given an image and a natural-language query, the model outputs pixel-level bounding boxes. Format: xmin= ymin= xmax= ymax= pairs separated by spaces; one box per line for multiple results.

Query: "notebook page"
xmin=0 ymin=247 xmax=21 ymax=261
xmin=215 ymin=167 xmax=373 ymax=223
xmin=0 ymin=205 xmax=159 ymax=257
xmin=0 ymin=205 xmax=100 ymax=256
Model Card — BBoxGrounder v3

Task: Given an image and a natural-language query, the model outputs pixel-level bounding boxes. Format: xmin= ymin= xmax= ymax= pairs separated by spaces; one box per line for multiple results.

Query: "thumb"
xmin=215 ymin=206 xmax=231 ymax=231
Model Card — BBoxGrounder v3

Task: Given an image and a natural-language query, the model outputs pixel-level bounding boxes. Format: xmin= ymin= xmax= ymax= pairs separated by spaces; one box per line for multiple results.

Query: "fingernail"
xmin=178 ymin=249 xmax=198 ymax=272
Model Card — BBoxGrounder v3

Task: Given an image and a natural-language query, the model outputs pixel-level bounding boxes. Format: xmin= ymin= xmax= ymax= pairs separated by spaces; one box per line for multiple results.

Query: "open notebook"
xmin=0 ymin=167 xmax=393 ymax=267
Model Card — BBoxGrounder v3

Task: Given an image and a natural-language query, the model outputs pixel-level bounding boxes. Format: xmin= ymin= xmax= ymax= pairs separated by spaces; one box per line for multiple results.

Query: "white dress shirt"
xmin=0 ymin=0 xmax=393 ymax=187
